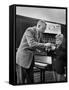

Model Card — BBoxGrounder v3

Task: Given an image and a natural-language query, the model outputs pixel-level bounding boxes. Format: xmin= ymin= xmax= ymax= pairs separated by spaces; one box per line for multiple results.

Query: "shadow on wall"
xmin=16 ymin=15 xmax=38 ymax=49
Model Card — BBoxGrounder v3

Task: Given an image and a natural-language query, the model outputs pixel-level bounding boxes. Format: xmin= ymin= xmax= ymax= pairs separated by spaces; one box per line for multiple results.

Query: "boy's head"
xmin=55 ymin=34 xmax=64 ymax=46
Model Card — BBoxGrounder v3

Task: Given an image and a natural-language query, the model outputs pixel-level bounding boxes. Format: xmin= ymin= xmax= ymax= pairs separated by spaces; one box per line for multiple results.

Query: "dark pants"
xmin=16 ymin=59 xmax=34 ymax=84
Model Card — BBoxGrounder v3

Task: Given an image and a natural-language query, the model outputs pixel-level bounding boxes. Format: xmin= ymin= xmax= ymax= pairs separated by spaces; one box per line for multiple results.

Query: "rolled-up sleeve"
xmin=25 ymin=29 xmax=45 ymax=49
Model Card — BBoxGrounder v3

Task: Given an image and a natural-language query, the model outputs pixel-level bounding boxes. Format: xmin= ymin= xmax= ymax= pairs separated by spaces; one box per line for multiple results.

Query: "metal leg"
xmin=40 ymin=69 xmax=43 ymax=83
xmin=40 ymin=69 xmax=45 ymax=83
xmin=43 ymin=69 xmax=45 ymax=83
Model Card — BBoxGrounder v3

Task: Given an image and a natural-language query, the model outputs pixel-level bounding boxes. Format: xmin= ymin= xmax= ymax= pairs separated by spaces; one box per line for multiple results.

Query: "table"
xmin=34 ymin=54 xmax=54 ymax=83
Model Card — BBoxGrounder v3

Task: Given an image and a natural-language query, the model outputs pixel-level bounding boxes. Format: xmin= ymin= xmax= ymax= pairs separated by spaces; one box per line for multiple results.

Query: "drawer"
xmin=34 ymin=55 xmax=52 ymax=64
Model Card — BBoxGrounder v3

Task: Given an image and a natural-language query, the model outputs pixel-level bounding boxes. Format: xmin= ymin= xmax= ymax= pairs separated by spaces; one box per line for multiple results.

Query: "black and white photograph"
xmin=9 ymin=5 xmax=67 ymax=85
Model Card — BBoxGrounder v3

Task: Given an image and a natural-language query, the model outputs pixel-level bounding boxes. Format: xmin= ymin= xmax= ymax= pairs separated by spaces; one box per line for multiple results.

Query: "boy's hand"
xmin=51 ymin=44 xmax=56 ymax=50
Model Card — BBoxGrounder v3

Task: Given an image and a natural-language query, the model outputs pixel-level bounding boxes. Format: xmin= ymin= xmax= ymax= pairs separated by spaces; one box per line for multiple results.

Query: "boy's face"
xmin=56 ymin=38 xmax=62 ymax=46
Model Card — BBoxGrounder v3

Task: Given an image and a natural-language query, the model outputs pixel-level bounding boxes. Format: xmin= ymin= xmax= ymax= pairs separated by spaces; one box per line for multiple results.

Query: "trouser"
xmin=16 ymin=59 xmax=34 ymax=84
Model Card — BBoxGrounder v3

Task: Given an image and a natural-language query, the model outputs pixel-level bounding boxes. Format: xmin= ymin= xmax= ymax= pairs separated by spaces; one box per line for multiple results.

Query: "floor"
xmin=34 ymin=70 xmax=66 ymax=83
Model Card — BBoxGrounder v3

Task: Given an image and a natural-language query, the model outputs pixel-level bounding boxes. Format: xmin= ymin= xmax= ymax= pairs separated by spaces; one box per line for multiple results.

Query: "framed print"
xmin=9 ymin=4 xmax=67 ymax=85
